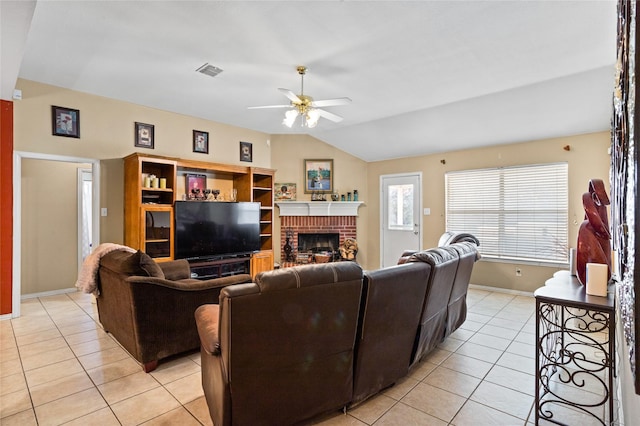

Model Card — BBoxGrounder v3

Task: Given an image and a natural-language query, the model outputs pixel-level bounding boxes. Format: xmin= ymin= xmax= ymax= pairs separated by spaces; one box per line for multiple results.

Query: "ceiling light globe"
xmin=283 ymin=109 xmax=298 ymax=128
xmin=306 ymin=109 xmax=320 ymax=128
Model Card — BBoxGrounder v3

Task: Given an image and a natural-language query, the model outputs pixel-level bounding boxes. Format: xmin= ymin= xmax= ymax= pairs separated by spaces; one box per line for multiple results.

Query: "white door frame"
xmin=12 ymin=151 xmax=100 ymax=318
xmin=379 ymin=172 xmax=423 ymax=268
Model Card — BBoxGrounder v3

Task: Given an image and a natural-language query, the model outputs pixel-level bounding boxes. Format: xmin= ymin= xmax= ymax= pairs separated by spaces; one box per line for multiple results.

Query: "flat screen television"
xmin=174 ymin=201 xmax=261 ymax=260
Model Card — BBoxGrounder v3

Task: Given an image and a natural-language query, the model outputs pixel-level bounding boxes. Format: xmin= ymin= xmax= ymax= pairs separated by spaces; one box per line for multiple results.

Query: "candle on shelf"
xmin=160 ymin=178 xmax=167 ymax=189
xmin=586 ymin=263 xmax=608 ymax=297
xmin=569 ymin=248 xmax=577 ymax=276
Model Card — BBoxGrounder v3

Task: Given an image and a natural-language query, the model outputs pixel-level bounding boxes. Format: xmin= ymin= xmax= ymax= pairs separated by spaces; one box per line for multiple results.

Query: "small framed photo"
xmin=275 ymin=183 xmax=297 ymax=201
xmin=186 ymin=173 xmax=207 ymax=196
xmin=193 ymin=130 xmax=209 ymax=154
xmin=304 ymin=159 xmax=333 ymax=193
xmin=51 ymin=106 xmax=80 ymax=138
xmin=135 ymin=122 xmax=154 ymax=149
xmin=240 ymin=141 xmax=253 ymax=162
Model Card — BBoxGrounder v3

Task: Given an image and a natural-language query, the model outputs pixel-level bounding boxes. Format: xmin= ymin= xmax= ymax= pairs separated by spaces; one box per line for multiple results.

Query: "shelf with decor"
xmin=249 ymin=168 xmax=274 ymax=276
xmin=141 ymin=205 xmax=173 ymax=261
xmin=124 ymin=153 xmax=276 ymax=276
xmin=124 ymin=154 xmax=177 ymax=260
xmin=251 ymin=168 xmax=274 ymax=252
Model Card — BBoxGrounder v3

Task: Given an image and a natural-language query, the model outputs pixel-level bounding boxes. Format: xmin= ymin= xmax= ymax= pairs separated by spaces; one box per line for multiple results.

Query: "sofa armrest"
xmin=195 ymin=304 xmax=221 ymax=355
xmin=158 ymin=259 xmax=191 ymax=280
xmin=127 ymin=273 xmax=252 ymax=291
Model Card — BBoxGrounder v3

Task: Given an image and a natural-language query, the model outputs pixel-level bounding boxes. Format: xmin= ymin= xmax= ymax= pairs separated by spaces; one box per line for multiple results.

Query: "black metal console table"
xmin=534 ymin=272 xmax=615 ymax=425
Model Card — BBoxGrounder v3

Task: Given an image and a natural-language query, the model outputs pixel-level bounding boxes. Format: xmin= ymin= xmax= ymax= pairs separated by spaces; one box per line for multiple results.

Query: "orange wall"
xmin=0 ymin=100 xmax=13 ymax=315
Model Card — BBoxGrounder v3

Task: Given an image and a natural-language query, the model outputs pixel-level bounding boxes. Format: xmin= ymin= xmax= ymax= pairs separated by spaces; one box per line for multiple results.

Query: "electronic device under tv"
xmin=174 ymin=201 xmax=261 ymax=260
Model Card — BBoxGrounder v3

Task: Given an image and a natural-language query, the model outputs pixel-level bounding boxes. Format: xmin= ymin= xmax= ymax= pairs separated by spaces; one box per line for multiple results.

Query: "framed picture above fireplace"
xmin=304 ymin=159 xmax=333 ymax=193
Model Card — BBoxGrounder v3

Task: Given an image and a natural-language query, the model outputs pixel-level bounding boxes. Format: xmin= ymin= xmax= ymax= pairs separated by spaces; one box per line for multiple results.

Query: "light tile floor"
xmin=0 ymin=287 xmax=610 ymax=425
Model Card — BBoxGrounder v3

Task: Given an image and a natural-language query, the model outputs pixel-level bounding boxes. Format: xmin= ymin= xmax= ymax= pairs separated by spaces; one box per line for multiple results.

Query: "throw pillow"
xmin=101 ymin=249 xmax=164 ymax=278
xmin=139 ymin=251 xmax=165 ymax=278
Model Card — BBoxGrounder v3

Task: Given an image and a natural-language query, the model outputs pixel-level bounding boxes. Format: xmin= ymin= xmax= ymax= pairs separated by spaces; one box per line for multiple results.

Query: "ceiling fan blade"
xmin=312 ymin=97 xmax=352 ymax=107
xmin=316 ymin=109 xmax=344 ymax=123
xmin=278 ymin=88 xmax=302 ymax=103
xmin=247 ymin=105 xmax=291 ymax=109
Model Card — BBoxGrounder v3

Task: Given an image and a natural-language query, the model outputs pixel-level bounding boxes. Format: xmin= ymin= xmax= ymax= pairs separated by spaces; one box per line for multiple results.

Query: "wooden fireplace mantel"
xmin=276 ymin=201 xmax=364 ymax=217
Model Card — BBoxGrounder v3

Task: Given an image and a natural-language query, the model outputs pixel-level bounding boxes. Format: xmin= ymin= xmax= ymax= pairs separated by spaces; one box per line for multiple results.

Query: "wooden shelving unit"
xmin=124 ymin=154 xmax=177 ymax=263
xmin=249 ymin=168 xmax=274 ymax=278
xmin=140 ymin=205 xmax=173 ymax=260
xmin=123 ymin=153 xmax=275 ymax=276
xmin=251 ymin=168 xmax=274 ymax=251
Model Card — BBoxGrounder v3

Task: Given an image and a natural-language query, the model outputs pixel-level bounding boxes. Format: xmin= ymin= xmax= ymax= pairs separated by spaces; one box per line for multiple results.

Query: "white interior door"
xmin=380 ymin=173 xmax=422 ymax=267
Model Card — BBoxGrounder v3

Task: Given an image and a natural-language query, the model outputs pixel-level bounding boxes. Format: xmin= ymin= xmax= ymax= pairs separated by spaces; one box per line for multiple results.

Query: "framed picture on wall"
xmin=275 ymin=183 xmax=297 ymax=201
xmin=51 ymin=106 xmax=80 ymax=138
xmin=193 ymin=130 xmax=209 ymax=154
xmin=240 ymin=141 xmax=252 ymax=162
xmin=304 ymin=159 xmax=333 ymax=193
xmin=135 ymin=122 xmax=154 ymax=149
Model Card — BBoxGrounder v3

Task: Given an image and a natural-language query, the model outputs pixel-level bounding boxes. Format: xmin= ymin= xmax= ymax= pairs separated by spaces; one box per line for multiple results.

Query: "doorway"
xmin=380 ymin=173 xmax=422 ymax=268
xmin=78 ymin=168 xmax=93 ymax=266
xmin=12 ymin=152 xmax=100 ymax=317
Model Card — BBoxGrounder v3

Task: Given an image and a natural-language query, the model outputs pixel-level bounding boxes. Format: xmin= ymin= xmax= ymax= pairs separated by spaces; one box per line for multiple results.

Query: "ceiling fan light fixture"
xmin=283 ymin=109 xmax=298 ymax=128
xmin=252 ymin=65 xmax=351 ymax=128
xmin=306 ymin=109 xmax=320 ymax=128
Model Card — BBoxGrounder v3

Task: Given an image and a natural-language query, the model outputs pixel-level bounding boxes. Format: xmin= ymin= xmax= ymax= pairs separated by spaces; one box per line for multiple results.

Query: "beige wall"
xmin=270 ymin=134 xmax=369 ymax=266
xmin=100 ymin=158 xmax=125 ymax=245
xmin=14 ymin=80 xmax=272 ymax=167
xmin=367 ymin=132 xmax=611 ymax=292
xmin=14 ymin=79 xmax=272 ymax=274
xmin=21 ymin=159 xmax=87 ymax=294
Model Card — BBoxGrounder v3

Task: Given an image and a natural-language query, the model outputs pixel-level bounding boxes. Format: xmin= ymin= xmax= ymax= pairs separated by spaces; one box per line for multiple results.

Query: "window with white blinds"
xmin=445 ymin=163 xmax=568 ymax=263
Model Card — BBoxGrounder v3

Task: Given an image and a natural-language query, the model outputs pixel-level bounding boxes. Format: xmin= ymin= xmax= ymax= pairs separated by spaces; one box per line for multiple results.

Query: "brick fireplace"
xmin=277 ymin=201 xmax=363 ymax=264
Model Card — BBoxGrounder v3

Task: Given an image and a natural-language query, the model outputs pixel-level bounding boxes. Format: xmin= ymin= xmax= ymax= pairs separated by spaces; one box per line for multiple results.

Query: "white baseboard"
xmin=21 ymin=287 xmax=78 ymax=299
xmin=0 ymin=313 xmax=12 ymax=321
xmin=469 ymin=283 xmax=534 ymax=297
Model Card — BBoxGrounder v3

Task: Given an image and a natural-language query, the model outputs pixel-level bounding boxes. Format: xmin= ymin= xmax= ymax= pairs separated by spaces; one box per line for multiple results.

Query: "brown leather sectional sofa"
xmin=195 ymin=241 xmax=479 ymax=425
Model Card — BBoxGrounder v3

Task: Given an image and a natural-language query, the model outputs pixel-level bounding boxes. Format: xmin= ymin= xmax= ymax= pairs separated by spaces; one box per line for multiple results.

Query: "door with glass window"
xmin=381 ymin=173 xmax=422 ymax=267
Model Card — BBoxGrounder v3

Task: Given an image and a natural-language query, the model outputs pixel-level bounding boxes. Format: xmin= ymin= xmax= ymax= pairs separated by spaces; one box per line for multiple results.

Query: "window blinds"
xmin=445 ymin=163 xmax=568 ymax=263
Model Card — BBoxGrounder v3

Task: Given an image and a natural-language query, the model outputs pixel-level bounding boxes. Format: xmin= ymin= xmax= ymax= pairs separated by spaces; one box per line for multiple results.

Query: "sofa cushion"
xmin=101 ymin=250 xmax=164 ymax=278
xmin=158 ymin=259 xmax=190 ymax=281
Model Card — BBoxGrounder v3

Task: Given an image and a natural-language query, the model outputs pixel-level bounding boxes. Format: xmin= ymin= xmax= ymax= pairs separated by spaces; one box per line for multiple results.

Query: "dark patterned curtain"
xmin=612 ymin=0 xmax=639 ymax=395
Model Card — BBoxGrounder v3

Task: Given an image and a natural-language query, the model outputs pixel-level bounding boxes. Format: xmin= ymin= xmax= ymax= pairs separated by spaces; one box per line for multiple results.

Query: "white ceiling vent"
xmin=196 ymin=63 xmax=223 ymax=77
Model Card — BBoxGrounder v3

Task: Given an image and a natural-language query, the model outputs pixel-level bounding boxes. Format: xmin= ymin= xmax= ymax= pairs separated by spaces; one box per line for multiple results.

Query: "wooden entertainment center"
xmin=123 ymin=152 xmax=275 ymax=278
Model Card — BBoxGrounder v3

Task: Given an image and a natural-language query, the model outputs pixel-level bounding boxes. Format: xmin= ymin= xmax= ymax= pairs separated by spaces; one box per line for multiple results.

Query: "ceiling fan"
xmin=248 ymin=66 xmax=351 ymax=128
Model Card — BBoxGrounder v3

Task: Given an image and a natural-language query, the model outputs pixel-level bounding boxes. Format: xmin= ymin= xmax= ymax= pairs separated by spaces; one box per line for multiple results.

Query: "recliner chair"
xmin=408 ymin=248 xmax=460 ymax=367
xmin=441 ymin=242 xmax=480 ymax=339
xmin=196 ymin=262 xmax=364 ymax=426
xmin=351 ymin=261 xmax=431 ymax=404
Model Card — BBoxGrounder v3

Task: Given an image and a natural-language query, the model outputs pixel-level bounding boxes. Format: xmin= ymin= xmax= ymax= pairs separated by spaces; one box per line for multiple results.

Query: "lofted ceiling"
xmin=2 ymin=1 xmax=617 ymax=162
